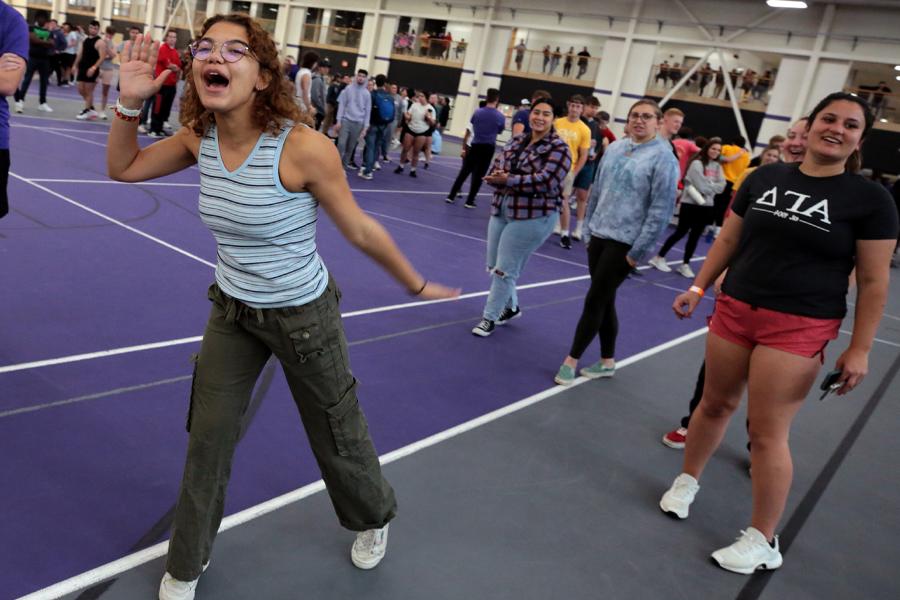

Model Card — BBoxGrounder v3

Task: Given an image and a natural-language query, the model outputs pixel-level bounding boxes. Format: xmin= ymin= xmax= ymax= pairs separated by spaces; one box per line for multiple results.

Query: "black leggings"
xmin=568 ymin=237 xmax=633 ymax=360
xmin=712 ymin=180 xmax=733 ymax=227
xmin=659 ymin=203 xmax=714 ymax=263
xmin=448 ymin=143 xmax=494 ymax=203
xmin=1 ymin=149 xmax=9 ymax=219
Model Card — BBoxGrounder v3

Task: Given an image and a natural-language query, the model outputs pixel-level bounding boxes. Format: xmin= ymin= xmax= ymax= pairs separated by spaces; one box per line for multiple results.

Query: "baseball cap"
xmin=520 ymin=98 xmax=530 ymax=106
xmin=320 ymin=58 xmax=331 ymax=67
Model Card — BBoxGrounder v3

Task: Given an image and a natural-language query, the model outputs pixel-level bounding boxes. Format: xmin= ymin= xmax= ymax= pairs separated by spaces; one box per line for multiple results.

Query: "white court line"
xmin=27 ymin=178 xmax=493 ymax=197
xmin=838 ymin=329 xmax=900 ymax=348
xmin=0 ymin=273 xmax=592 ymax=375
xmin=12 ymin=124 xmax=109 ymax=135
xmin=9 ymin=173 xmax=216 ymax=269
xmin=18 ymin=325 xmax=710 ymax=600
xmin=11 ymin=113 xmax=109 ymax=128
xmin=13 ymin=123 xmax=109 ymax=149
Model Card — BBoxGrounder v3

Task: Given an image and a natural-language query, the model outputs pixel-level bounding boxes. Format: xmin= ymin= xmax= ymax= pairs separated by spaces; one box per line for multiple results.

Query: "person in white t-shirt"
xmin=294 ymin=50 xmax=317 ymax=115
xmin=393 ymin=90 xmax=435 ymax=177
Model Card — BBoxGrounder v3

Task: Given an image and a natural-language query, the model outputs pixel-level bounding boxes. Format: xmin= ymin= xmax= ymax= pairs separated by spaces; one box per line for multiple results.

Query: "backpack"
xmin=373 ymin=90 xmax=395 ymax=124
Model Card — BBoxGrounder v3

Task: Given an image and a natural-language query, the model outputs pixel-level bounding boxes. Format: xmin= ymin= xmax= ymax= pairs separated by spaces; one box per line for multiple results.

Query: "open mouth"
xmin=821 ymin=135 xmax=842 ymax=146
xmin=203 ymin=69 xmax=230 ymax=90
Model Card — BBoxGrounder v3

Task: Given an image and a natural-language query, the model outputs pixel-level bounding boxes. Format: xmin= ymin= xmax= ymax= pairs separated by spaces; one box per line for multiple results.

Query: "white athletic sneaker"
xmin=711 ymin=527 xmax=782 ymax=574
xmin=14 ymin=100 xmax=24 ymax=113
xmin=138 ymin=124 xmax=148 ymax=134
xmin=351 ymin=524 xmax=389 ymax=569
xmin=158 ymin=562 xmax=209 ymax=600
xmin=677 ymin=263 xmax=695 ymax=278
xmin=38 ymin=103 xmax=53 ymax=113
xmin=648 ymin=256 xmax=672 ymax=273
xmin=659 ymin=473 xmax=699 ymax=519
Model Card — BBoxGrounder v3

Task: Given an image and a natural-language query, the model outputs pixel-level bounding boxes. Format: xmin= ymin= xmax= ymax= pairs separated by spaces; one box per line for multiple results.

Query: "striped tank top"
xmin=198 ymin=123 xmax=329 ymax=308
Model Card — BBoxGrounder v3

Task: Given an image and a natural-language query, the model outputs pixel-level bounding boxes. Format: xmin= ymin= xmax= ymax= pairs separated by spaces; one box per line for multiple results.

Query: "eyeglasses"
xmin=628 ymin=112 xmax=657 ymax=122
xmin=190 ymin=39 xmax=256 ymax=63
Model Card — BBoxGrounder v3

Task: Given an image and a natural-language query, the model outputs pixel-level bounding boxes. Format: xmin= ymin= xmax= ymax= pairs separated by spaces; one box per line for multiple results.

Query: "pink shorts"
xmin=709 ymin=293 xmax=841 ymax=359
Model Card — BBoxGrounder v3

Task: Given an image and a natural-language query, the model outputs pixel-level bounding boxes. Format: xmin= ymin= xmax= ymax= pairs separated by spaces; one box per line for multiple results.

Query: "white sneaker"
xmin=571 ymin=230 xmax=582 ymax=242
xmin=75 ymin=109 xmax=90 ymax=120
xmin=158 ymin=562 xmax=209 ymax=600
xmin=648 ymin=256 xmax=672 ymax=273
xmin=374 ymin=161 xmax=381 ymax=170
xmin=552 ymin=224 xmax=562 ymax=236
xmin=713 ymin=225 xmax=722 ymax=238
xmin=711 ymin=527 xmax=782 ymax=574
xmin=14 ymin=100 xmax=23 ymax=113
xmin=351 ymin=523 xmax=389 ymax=569
xmin=38 ymin=103 xmax=53 ymax=113
xmin=677 ymin=263 xmax=695 ymax=278
xmin=659 ymin=473 xmax=699 ymax=519
xmin=99 ymin=110 xmax=108 ymax=120
xmin=138 ymin=124 xmax=147 ymax=134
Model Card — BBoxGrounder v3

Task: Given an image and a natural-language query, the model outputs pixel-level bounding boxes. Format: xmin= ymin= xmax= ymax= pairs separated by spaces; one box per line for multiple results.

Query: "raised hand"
xmin=118 ymin=34 xmax=171 ymax=103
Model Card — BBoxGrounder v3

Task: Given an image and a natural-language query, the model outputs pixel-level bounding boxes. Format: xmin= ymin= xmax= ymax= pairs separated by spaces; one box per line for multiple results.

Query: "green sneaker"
xmin=554 ymin=364 xmax=576 ymax=386
xmin=580 ymin=362 xmax=615 ymax=379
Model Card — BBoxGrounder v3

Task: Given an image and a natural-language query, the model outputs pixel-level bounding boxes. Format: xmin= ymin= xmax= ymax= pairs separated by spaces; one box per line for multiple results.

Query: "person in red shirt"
xmin=149 ymin=29 xmax=181 ymax=137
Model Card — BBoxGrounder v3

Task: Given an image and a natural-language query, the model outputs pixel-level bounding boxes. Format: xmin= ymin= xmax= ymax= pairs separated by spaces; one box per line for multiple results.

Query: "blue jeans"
xmin=363 ymin=123 xmax=390 ymax=175
xmin=483 ymin=200 xmax=557 ymax=321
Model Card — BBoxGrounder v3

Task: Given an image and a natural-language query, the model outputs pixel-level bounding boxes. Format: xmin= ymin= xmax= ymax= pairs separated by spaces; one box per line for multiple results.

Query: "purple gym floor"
xmin=2 ymin=114 xmax=710 ymax=598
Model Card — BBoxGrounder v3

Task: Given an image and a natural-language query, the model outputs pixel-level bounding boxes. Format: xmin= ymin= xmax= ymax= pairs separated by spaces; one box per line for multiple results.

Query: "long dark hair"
xmin=806 ymin=92 xmax=873 ymax=174
xmin=689 ymin=136 xmax=722 ymax=168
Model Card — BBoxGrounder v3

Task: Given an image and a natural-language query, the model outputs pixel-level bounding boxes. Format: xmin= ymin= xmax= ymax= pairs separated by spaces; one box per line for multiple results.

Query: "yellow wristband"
xmin=689 ymin=285 xmax=705 ymax=297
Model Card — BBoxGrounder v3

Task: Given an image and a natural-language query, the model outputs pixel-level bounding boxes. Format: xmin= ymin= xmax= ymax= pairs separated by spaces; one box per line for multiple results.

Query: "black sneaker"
xmin=445 ymin=197 xmax=455 ymax=204
xmin=409 ymin=169 xmax=417 ymax=178
xmin=560 ymin=235 xmax=572 ymax=249
xmin=348 ymin=161 xmax=359 ymax=169
xmin=471 ymin=318 xmax=495 ymax=337
xmin=497 ymin=306 xmax=521 ymax=325
xmin=423 ymin=162 xmax=430 ymax=170
xmin=394 ymin=165 xmax=404 ymax=174
xmin=464 ymin=201 xmax=476 ymax=209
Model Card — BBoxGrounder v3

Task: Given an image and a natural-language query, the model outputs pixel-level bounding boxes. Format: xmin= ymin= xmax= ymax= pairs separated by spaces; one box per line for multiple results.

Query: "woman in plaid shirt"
xmin=472 ymin=97 xmax=572 ymax=336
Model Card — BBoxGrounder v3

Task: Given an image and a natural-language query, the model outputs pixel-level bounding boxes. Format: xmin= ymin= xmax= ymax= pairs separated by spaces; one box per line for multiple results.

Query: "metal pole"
xmin=716 ymin=48 xmax=751 ymax=148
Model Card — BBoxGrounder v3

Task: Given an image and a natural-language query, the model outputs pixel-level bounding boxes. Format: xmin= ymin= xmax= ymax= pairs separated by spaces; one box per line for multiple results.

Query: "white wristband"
xmin=116 ymin=100 xmax=142 ymax=118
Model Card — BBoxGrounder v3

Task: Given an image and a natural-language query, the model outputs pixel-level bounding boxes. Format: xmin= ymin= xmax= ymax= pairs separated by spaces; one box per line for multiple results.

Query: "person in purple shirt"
xmin=446 ymin=88 xmax=506 ymax=208
xmin=0 ymin=1 xmax=30 ymax=218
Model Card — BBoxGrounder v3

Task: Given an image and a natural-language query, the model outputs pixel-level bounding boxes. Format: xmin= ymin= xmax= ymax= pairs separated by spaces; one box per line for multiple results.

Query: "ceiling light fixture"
xmin=895 ymin=65 xmax=900 ymax=71
xmin=766 ymin=0 xmax=808 ymax=8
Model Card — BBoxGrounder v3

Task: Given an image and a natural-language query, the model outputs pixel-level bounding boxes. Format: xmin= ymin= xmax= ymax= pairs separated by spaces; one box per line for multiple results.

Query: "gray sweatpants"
xmin=336 ymin=118 xmax=365 ymax=165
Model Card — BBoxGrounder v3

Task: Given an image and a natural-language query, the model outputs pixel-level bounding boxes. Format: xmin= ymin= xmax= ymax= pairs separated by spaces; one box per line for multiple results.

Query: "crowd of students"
xmin=2 ymin=9 xmax=900 ymax=600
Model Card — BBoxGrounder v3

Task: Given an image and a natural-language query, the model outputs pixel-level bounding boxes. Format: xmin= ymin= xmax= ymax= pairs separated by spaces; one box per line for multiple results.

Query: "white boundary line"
xmin=0 ymin=274 xmax=592 ymax=374
xmin=17 ymin=325 xmax=710 ymax=600
xmin=838 ymin=329 xmax=900 ymax=348
xmin=9 ymin=173 xmax=217 ymax=269
xmin=13 ymin=123 xmax=110 ymax=149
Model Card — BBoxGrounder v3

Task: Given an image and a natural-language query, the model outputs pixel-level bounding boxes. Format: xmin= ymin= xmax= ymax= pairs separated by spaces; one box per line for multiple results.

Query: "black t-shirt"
xmin=724 ymin=162 xmax=899 ymax=319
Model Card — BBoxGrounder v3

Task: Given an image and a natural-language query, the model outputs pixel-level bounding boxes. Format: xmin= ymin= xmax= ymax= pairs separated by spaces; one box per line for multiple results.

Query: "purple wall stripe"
xmin=483 ymin=72 xmax=503 ymax=79
xmin=763 ymin=113 xmax=792 ymax=122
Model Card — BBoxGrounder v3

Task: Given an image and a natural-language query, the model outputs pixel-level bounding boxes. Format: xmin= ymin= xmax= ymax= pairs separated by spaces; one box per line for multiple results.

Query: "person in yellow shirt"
xmin=553 ymin=94 xmax=591 ymax=248
xmin=712 ymin=135 xmax=749 ymax=236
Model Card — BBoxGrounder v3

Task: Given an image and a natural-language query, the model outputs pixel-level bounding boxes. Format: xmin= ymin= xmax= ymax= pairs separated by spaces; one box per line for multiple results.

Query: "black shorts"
xmin=60 ymin=54 xmax=76 ymax=69
xmin=1 ymin=149 xmax=10 ymax=219
xmin=76 ymin=64 xmax=98 ymax=83
xmin=402 ymin=125 xmax=429 ymax=140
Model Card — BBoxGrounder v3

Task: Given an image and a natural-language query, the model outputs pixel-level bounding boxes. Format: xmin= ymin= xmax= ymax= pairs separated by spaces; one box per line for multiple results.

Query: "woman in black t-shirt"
xmin=661 ymin=92 xmax=899 ymax=575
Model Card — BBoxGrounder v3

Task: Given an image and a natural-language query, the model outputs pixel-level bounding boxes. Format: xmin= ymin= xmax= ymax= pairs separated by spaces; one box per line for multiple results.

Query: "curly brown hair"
xmin=179 ymin=13 xmax=313 ymax=137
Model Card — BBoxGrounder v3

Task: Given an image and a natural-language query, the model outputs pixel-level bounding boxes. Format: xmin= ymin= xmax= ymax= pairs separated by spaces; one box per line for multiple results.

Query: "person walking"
xmin=109 ymin=18 xmax=459 ymax=600
xmin=73 ymin=20 xmax=104 ymax=120
xmin=554 ymin=99 xmax=679 ymax=384
xmin=661 ymin=93 xmax=897 ymax=575
xmin=576 ymin=47 xmax=591 ymax=79
xmin=148 ymin=30 xmax=181 ymax=137
xmin=445 ymin=87 xmax=505 ymax=207
xmin=514 ymin=39 xmax=526 ymax=71
xmin=97 ymin=26 xmax=118 ymax=119
xmin=471 ymin=97 xmax=572 ymax=337
xmin=648 ymin=137 xmax=726 ymax=278
xmin=310 ymin=57 xmax=329 ymax=131
xmin=553 ymin=95 xmax=592 ymax=248
xmin=334 ymin=69 xmax=370 ymax=168
xmin=359 ymin=74 xmax=394 ymax=179
xmin=393 ymin=89 xmax=434 ymax=177
xmin=13 ymin=10 xmax=55 ymax=114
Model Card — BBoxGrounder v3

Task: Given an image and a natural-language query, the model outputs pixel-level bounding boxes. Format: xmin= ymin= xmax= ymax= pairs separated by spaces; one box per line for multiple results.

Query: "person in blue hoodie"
xmin=555 ymin=98 xmax=679 ymax=384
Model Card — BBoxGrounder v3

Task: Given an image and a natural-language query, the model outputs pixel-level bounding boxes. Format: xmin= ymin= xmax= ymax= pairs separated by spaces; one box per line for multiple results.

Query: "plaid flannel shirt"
xmin=490 ymin=131 xmax=572 ymax=220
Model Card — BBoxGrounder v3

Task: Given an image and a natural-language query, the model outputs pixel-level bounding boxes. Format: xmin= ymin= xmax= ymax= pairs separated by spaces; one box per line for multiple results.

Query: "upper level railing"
xmin=390 ymin=32 xmax=467 ymax=65
xmin=301 ymin=23 xmax=362 ymax=50
xmin=67 ymin=0 xmax=96 ymax=14
xmin=845 ymin=86 xmax=898 ymax=124
xmin=503 ymin=47 xmax=601 ymax=84
xmin=645 ymin=64 xmax=775 ymax=106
